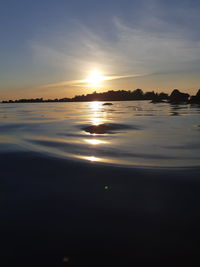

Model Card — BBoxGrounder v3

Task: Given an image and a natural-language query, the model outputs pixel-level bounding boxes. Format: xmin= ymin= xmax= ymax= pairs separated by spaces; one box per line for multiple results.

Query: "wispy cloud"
xmin=38 ymin=73 xmax=148 ymax=89
xmin=2 ymin=0 xmax=200 ymax=99
xmin=31 ymin=15 xmax=200 ymax=78
xmin=29 ymin=7 xmax=200 ymax=96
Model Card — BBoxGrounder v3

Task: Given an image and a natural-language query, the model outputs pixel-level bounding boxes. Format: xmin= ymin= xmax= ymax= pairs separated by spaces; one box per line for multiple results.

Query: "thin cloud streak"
xmin=31 ymin=16 xmax=200 ymax=83
xmin=1 ymin=0 xmax=200 ymax=98
xmin=38 ymin=73 xmax=148 ymax=89
xmin=24 ymin=5 xmax=200 ymax=97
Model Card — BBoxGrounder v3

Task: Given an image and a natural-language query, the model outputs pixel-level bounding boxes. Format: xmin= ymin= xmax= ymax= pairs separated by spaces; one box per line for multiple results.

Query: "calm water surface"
xmin=0 ymin=100 xmax=200 ymax=167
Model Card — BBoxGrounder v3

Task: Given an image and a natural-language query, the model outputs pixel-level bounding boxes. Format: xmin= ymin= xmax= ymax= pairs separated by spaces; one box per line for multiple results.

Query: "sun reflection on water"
xmin=91 ymin=117 xmax=102 ymax=126
xmin=84 ymin=139 xmax=107 ymax=145
xmin=77 ymin=155 xmax=101 ymax=162
xmin=87 ymin=156 xmax=99 ymax=162
xmin=89 ymin=101 xmax=107 ymax=126
xmin=90 ymin=101 xmax=102 ymax=111
xmin=74 ymin=101 xmax=110 ymax=164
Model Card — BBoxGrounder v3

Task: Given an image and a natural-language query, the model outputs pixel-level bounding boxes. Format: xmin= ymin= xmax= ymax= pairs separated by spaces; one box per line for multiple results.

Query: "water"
xmin=0 ymin=100 xmax=200 ymax=167
xmin=1 ymin=100 xmax=200 ymax=266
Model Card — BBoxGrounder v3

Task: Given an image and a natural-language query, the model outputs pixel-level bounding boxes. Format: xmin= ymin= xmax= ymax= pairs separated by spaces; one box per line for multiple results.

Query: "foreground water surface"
xmin=1 ymin=101 xmax=200 ymax=266
xmin=0 ymin=100 xmax=200 ymax=167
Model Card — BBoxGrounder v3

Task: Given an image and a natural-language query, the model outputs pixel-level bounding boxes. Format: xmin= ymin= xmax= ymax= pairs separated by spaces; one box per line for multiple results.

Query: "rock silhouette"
xmin=189 ymin=89 xmax=200 ymax=104
xmin=169 ymin=89 xmax=189 ymax=104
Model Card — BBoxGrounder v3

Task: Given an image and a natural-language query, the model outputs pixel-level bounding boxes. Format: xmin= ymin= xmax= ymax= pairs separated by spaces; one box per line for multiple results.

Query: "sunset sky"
xmin=0 ymin=0 xmax=200 ymax=99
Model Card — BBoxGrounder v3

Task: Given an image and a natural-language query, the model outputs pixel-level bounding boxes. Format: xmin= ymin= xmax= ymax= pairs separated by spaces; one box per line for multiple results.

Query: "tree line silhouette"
xmin=1 ymin=88 xmax=200 ymax=104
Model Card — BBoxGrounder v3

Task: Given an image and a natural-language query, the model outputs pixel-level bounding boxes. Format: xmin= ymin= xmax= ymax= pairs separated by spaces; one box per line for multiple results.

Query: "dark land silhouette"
xmin=1 ymin=88 xmax=200 ymax=104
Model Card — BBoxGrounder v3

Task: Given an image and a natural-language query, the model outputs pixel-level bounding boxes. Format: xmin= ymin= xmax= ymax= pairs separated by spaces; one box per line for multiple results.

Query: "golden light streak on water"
xmin=84 ymin=139 xmax=108 ymax=145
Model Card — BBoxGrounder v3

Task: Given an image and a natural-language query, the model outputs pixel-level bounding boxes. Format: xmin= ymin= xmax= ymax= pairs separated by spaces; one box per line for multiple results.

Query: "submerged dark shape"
xmin=103 ymin=102 xmax=113 ymax=106
xmin=189 ymin=89 xmax=200 ymax=104
xmin=83 ymin=123 xmax=134 ymax=134
xmin=150 ymin=92 xmax=168 ymax=103
xmin=151 ymin=98 xmax=166 ymax=103
xmin=169 ymin=89 xmax=189 ymax=104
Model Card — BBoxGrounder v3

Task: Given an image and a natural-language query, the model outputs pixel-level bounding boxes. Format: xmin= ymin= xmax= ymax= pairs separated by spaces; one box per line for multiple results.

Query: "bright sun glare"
xmin=85 ymin=70 xmax=106 ymax=87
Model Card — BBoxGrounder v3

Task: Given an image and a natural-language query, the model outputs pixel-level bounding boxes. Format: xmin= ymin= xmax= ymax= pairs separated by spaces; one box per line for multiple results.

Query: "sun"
xmin=85 ymin=70 xmax=106 ymax=87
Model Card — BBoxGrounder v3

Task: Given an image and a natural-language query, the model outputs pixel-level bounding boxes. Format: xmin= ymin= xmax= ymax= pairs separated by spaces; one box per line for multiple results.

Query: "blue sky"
xmin=0 ymin=0 xmax=200 ymax=99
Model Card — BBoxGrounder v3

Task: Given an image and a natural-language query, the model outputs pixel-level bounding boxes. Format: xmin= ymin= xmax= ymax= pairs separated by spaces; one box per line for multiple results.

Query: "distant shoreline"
xmin=1 ymin=99 xmax=159 ymax=104
xmin=1 ymin=88 xmax=200 ymax=104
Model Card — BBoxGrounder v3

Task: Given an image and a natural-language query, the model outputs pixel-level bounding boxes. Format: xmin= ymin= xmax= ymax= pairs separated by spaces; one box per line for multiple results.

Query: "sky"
xmin=0 ymin=0 xmax=200 ymax=99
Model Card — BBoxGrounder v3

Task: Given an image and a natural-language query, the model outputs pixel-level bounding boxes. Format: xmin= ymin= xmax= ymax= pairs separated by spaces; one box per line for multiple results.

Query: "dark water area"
xmin=1 ymin=101 xmax=200 ymax=266
xmin=1 ymin=152 xmax=200 ymax=266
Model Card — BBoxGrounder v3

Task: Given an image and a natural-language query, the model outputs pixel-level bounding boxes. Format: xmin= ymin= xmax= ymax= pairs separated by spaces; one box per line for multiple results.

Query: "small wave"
xmin=0 ymin=123 xmax=26 ymax=132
